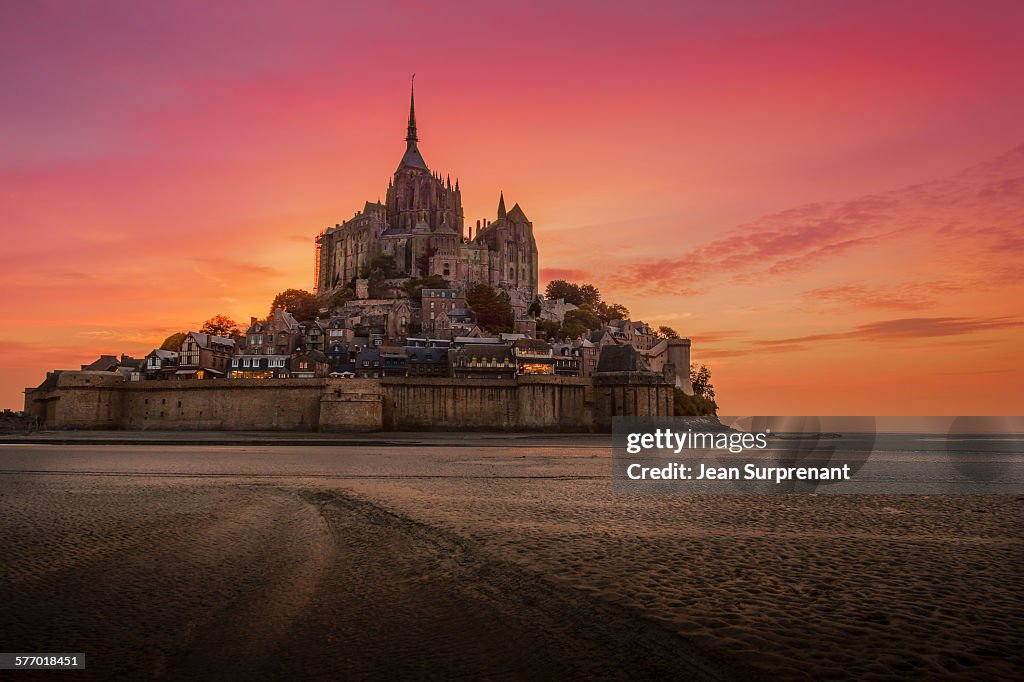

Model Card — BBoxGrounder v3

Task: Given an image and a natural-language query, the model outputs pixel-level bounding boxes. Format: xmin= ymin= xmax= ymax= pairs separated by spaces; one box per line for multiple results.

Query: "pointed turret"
xmin=497 ymin=191 xmax=507 ymax=220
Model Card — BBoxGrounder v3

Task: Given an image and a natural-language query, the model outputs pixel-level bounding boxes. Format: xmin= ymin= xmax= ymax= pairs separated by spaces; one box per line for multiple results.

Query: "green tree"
xmin=367 ymin=268 xmax=387 ymax=299
xmin=369 ymin=253 xmax=398 ymax=278
xmin=465 ymin=283 xmax=514 ymax=333
xmin=595 ymin=301 xmax=630 ymax=322
xmin=528 ymin=297 xmax=542 ymax=317
xmin=322 ymin=286 xmax=354 ymax=310
xmin=564 ymin=306 xmax=603 ymax=332
xmin=403 ymin=274 xmax=449 ymax=299
xmin=544 ymin=280 xmax=582 ymax=305
xmin=270 ymin=288 xmax=320 ymax=322
xmin=544 ymin=280 xmax=629 ymax=322
xmin=160 ymin=332 xmax=186 ymax=351
xmin=657 ymin=325 xmax=680 ymax=339
xmin=673 ymin=388 xmax=718 ymax=416
xmin=536 ymin=319 xmax=562 ymax=340
xmin=690 ymin=363 xmax=716 ymax=402
xmin=578 ymin=283 xmax=601 ymax=307
xmin=561 ymin=320 xmax=589 ymax=339
xmin=199 ymin=314 xmax=241 ymax=338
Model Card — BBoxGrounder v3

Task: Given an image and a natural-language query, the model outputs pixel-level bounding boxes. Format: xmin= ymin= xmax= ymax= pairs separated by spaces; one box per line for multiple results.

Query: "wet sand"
xmin=0 ymin=439 xmax=1021 ymax=680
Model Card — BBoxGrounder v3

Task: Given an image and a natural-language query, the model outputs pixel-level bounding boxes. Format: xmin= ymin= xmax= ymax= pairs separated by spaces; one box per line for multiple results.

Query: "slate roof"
xmin=381 ymin=224 xmax=413 ymax=237
xmin=453 ymin=336 xmax=499 ymax=344
xmin=506 ymin=203 xmax=529 ymax=222
xmin=596 ymin=345 xmax=652 ymax=373
xmin=355 ymin=348 xmax=382 ymax=365
xmin=513 ymin=338 xmax=549 ymax=352
xmin=398 ymin=144 xmax=428 ymax=171
xmin=405 ymin=347 xmax=448 ymax=363
xmin=81 ymin=355 xmax=119 ymax=371
xmin=461 ymin=343 xmax=513 ymax=360
xmin=189 ymin=332 xmax=234 ymax=349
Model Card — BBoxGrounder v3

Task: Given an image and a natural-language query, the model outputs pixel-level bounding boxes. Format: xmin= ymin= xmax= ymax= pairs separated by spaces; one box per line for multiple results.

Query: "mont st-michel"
xmin=23 ymin=82 xmax=706 ymax=432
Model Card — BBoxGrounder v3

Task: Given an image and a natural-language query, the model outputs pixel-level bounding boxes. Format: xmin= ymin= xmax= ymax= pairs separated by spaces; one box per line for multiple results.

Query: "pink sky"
xmin=2 ymin=0 xmax=1023 ymax=413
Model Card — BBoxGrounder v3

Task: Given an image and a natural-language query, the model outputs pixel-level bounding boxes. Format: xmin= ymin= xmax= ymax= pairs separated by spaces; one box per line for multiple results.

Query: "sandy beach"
xmin=0 ymin=436 xmax=1020 ymax=680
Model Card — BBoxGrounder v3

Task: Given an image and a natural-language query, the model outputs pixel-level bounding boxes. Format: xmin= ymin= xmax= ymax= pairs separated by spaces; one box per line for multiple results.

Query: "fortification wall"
xmin=33 ymin=372 xmax=125 ymax=429
xmin=592 ymin=373 xmax=674 ymax=431
xmin=116 ymin=379 xmax=379 ymax=431
xmin=319 ymin=381 xmax=384 ymax=432
xmin=26 ymin=372 xmax=669 ymax=432
xmin=380 ymin=376 xmax=593 ymax=431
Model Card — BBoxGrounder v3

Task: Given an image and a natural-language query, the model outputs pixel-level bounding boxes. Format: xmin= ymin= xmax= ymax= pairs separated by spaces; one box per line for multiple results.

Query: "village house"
xmin=378 ymin=346 xmax=408 ymax=377
xmin=606 ymin=319 xmax=657 ymax=352
xmin=229 ymin=354 xmax=289 ymax=379
xmin=143 ymin=349 xmax=178 ymax=380
xmin=244 ymin=307 xmax=302 ymax=356
xmin=452 ymin=343 xmax=516 ymax=380
xmin=405 ymin=346 xmax=450 ymax=377
xmin=325 ymin=340 xmax=356 ymax=376
xmin=550 ymin=342 xmax=582 ymax=377
xmin=323 ymin=317 xmax=355 ymax=346
xmin=291 ymin=350 xmax=330 ymax=378
xmin=355 ymin=348 xmax=383 ymax=378
xmin=301 ymin=320 xmax=327 ymax=353
xmin=421 ymin=288 xmax=464 ymax=335
xmin=512 ymin=338 xmax=555 ymax=376
xmin=177 ymin=332 xmax=234 ymax=379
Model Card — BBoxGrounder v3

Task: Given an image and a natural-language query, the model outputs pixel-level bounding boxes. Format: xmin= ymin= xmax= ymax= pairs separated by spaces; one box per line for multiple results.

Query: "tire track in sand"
xmin=239 ymin=488 xmax=742 ymax=681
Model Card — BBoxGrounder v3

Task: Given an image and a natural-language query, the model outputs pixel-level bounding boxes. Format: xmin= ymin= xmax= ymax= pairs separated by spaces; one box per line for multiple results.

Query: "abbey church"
xmin=314 ymin=82 xmax=539 ymax=312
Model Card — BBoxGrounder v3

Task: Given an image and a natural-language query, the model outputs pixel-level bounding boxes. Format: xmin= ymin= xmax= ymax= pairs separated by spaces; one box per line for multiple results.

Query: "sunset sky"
xmin=2 ymin=0 xmax=1023 ymax=413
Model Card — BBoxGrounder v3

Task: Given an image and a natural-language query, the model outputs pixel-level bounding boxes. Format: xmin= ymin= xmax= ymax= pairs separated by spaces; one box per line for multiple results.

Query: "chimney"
xmin=250 ymin=316 xmax=257 ymax=326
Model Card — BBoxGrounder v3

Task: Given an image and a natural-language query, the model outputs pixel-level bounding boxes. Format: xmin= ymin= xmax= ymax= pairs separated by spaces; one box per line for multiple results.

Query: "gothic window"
xmin=443 ymin=264 xmax=450 ymax=276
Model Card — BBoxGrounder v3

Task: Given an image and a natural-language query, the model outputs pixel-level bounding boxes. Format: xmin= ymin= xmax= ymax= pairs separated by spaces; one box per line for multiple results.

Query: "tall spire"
xmin=397 ymin=75 xmax=428 ymax=171
xmin=406 ymin=74 xmax=418 ymax=144
xmin=497 ymin=191 xmax=507 ymax=219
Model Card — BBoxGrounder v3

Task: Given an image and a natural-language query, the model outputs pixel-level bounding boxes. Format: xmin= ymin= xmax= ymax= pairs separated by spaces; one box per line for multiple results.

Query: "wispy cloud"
xmin=539 ymin=267 xmax=592 ymax=284
xmin=753 ymin=316 xmax=1024 ymax=349
xmin=800 ymin=281 xmax=964 ymax=311
xmin=609 ymin=147 xmax=1024 ymax=298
